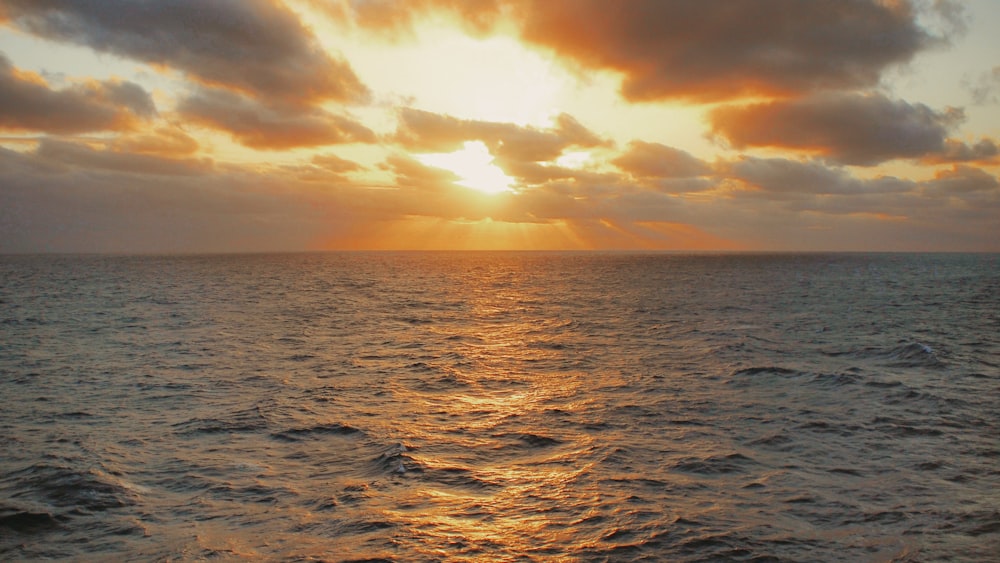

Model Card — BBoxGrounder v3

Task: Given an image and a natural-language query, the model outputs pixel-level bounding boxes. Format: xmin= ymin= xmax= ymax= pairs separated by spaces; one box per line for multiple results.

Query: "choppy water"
xmin=1 ymin=252 xmax=998 ymax=562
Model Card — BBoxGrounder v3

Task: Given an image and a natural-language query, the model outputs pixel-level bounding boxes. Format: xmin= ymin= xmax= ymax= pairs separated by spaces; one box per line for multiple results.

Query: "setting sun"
xmin=417 ymin=141 xmax=515 ymax=194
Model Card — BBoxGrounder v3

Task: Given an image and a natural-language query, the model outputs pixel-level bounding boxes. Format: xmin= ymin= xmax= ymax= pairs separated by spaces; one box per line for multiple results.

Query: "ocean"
xmin=1 ymin=252 xmax=998 ymax=562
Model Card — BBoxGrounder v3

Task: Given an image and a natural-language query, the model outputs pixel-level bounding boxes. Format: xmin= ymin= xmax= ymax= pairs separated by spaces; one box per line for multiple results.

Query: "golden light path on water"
xmin=370 ymin=273 xmax=602 ymax=558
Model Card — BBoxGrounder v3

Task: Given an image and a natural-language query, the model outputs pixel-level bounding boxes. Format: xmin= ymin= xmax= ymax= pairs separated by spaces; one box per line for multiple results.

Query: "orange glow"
xmin=417 ymin=141 xmax=515 ymax=194
xmin=316 ymin=217 xmax=585 ymax=250
xmin=633 ymin=221 xmax=748 ymax=250
xmin=314 ymin=215 xmax=746 ymax=251
xmin=11 ymin=67 xmax=48 ymax=87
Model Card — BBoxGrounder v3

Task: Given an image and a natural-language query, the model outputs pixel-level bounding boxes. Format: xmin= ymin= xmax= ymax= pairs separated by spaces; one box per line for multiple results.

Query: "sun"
xmin=417 ymin=141 xmax=515 ymax=194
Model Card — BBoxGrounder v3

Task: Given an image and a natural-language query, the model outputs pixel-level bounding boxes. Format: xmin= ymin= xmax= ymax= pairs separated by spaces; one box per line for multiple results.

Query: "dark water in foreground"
xmin=1 ymin=252 xmax=998 ymax=562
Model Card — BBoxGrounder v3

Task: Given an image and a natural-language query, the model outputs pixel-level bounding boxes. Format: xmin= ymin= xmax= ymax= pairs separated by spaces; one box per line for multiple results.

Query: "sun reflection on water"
xmin=362 ymin=259 xmax=612 ymax=558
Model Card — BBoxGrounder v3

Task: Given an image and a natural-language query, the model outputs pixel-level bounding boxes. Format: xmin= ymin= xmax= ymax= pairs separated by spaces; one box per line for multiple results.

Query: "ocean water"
xmin=1 ymin=252 xmax=998 ymax=562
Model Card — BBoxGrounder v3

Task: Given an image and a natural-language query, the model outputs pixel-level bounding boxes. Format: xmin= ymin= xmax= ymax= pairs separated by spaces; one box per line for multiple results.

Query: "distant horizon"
xmin=4 ymin=248 xmax=998 ymax=258
xmin=1 ymin=1 xmax=998 ymax=253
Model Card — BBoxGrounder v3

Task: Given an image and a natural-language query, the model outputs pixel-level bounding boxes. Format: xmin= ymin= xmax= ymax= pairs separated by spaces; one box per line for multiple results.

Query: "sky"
xmin=0 ymin=0 xmax=998 ymax=253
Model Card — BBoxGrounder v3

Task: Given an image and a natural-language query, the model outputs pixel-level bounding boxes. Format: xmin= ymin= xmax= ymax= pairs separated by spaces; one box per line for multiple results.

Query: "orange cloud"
xmin=0 ymin=52 xmax=154 ymax=134
xmin=340 ymin=0 xmax=943 ymax=103
xmin=178 ymin=88 xmax=375 ymax=149
xmin=396 ymin=109 xmax=604 ymax=158
xmin=613 ymin=140 xmax=710 ymax=179
xmin=112 ymin=127 xmax=200 ymax=157
xmin=311 ymin=153 xmax=365 ymax=174
xmin=0 ymin=0 xmax=369 ymax=105
xmin=923 ymin=165 xmax=1000 ymax=195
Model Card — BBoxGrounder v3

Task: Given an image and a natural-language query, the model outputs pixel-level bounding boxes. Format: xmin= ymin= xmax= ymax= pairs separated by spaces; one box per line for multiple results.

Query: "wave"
xmin=826 ymin=341 xmax=944 ymax=368
xmin=670 ymin=453 xmax=757 ymax=475
xmin=492 ymin=432 xmax=563 ymax=449
xmin=730 ymin=366 xmax=802 ymax=378
xmin=373 ymin=443 xmax=421 ymax=475
xmin=9 ymin=463 xmax=141 ymax=512
xmin=270 ymin=422 xmax=362 ymax=442
xmin=172 ymin=405 xmax=268 ymax=436
xmin=0 ymin=509 xmax=67 ymax=533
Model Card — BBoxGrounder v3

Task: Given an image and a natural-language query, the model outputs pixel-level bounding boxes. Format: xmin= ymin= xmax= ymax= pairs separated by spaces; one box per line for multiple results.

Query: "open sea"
xmin=1 ymin=252 xmax=998 ymax=562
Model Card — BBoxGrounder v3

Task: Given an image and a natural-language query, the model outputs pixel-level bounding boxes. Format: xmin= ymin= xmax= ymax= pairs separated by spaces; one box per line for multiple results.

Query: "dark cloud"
xmin=922 ymin=138 xmax=999 ymax=164
xmin=178 ymin=88 xmax=375 ymax=149
xmin=722 ymin=166 xmax=926 ymax=219
xmin=716 ymin=157 xmax=998 ymax=239
xmin=521 ymin=0 xmax=936 ymax=102
xmin=723 ymin=156 xmax=914 ymax=196
xmin=613 ymin=141 xmax=710 ymax=178
xmin=0 ymin=52 xmax=154 ymax=133
xmin=0 ymin=0 xmax=368 ymax=105
xmin=0 ymin=145 xmax=365 ymax=253
xmin=923 ymin=165 xmax=1000 ymax=194
xmin=343 ymin=0 xmax=938 ymax=102
xmin=709 ymin=92 xmax=961 ymax=165
xmin=394 ymin=108 xmax=607 ymax=162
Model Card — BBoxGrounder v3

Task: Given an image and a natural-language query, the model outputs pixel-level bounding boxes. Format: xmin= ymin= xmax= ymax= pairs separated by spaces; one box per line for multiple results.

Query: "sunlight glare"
xmin=554 ymin=150 xmax=592 ymax=169
xmin=417 ymin=141 xmax=515 ymax=194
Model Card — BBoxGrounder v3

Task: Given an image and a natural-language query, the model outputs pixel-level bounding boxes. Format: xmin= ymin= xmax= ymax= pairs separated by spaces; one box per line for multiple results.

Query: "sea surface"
xmin=1 ymin=252 xmax=998 ymax=562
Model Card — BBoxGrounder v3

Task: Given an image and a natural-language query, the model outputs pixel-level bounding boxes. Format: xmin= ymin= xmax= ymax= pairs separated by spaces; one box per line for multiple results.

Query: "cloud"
xmin=922 ymin=138 xmax=999 ymax=164
xmin=723 ymin=156 xmax=914 ymax=196
xmin=523 ymin=0 xmax=938 ymax=102
xmin=311 ymin=153 xmax=365 ymax=173
xmin=922 ymin=164 xmax=1000 ymax=194
xmin=926 ymin=0 xmax=969 ymax=38
xmin=964 ymin=66 xmax=1000 ymax=105
xmin=713 ymin=156 xmax=998 ymax=242
xmin=111 ymin=127 xmax=200 ymax=157
xmin=36 ymin=138 xmax=213 ymax=176
xmin=0 ymin=52 xmax=154 ymax=133
xmin=394 ymin=108 xmax=607 ymax=162
xmin=613 ymin=140 xmax=710 ymax=178
xmin=0 ymin=145 xmax=362 ymax=253
xmin=380 ymin=153 xmax=460 ymax=191
xmin=2 ymin=138 xmax=997 ymax=252
xmin=342 ymin=0 xmax=939 ymax=102
xmin=0 ymin=0 xmax=368 ymax=105
xmin=498 ymin=160 xmax=614 ymax=187
xmin=709 ymin=92 xmax=961 ymax=165
xmin=178 ymin=88 xmax=375 ymax=149
xmin=392 ymin=109 xmax=624 ymax=195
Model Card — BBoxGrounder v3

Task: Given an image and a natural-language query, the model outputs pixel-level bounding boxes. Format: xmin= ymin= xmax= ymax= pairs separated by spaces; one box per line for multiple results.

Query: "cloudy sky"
xmin=1 ymin=0 xmax=998 ymax=252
